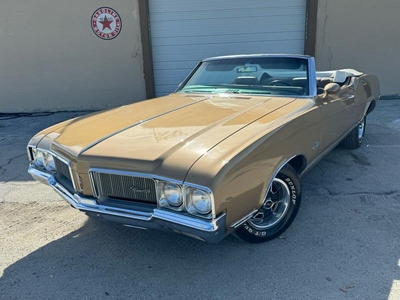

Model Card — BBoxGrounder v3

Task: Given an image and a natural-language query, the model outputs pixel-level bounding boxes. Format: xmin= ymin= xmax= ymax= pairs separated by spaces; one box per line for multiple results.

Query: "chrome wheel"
xmin=342 ymin=116 xmax=367 ymax=149
xmin=358 ymin=118 xmax=365 ymax=143
xmin=248 ymin=178 xmax=291 ymax=230
xmin=234 ymin=165 xmax=301 ymax=243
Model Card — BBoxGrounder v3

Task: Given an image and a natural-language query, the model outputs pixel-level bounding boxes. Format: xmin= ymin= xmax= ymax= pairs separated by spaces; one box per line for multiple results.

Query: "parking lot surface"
xmin=0 ymin=101 xmax=399 ymax=300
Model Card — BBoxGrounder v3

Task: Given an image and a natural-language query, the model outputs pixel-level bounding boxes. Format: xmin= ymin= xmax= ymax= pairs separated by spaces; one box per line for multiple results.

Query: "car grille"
xmin=90 ymin=171 xmax=157 ymax=204
xmin=54 ymin=157 xmax=74 ymax=191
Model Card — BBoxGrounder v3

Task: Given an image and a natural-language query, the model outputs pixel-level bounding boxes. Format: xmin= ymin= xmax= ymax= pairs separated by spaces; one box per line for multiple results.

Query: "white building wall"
xmin=0 ymin=0 xmax=146 ymax=112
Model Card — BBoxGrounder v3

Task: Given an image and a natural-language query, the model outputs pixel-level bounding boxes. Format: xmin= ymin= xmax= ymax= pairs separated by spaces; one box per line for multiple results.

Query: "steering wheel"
xmin=268 ymin=80 xmax=291 ymax=86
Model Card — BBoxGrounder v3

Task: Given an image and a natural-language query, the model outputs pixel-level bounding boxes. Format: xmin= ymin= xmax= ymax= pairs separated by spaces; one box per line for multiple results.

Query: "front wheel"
xmin=234 ymin=165 xmax=301 ymax=243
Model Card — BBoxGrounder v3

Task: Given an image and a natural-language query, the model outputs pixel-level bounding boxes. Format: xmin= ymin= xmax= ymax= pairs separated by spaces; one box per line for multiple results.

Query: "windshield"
xmin=178 ymin=57 xmax=309 ymax=96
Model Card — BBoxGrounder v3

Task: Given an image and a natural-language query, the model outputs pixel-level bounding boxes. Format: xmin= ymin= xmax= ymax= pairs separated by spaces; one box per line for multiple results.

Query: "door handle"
xmin=344 ymin=95 xmax=355 ymax=105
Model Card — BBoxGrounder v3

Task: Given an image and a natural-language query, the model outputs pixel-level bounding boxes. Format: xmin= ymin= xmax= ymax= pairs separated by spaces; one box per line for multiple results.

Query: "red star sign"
xmin=99 ymin=15 xmax=113 ymax=31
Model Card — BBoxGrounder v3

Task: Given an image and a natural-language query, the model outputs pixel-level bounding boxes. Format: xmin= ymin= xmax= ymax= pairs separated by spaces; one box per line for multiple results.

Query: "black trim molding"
xmin=138 ymin=0 xmax=155 ymax=99
xmin=304 ymin=0 xmax=318 ymax=56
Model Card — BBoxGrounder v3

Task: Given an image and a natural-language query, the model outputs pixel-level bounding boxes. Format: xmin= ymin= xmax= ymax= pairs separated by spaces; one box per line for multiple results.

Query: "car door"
xmin=317 ymin=84 xmax=355 ymax=151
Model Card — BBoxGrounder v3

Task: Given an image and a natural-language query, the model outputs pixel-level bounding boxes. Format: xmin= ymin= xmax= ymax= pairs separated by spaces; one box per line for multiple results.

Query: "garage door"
xmin=149 ymin=0 xmax=307 ymax=96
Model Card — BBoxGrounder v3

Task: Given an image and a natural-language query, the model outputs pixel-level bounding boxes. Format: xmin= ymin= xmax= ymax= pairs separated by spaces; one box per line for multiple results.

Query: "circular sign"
xmin=91 ymin=7 xmax=122 ymax=40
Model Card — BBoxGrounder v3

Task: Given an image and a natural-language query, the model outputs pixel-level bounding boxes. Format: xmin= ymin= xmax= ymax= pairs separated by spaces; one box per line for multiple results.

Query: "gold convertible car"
xmin=27 ymin=55 xmax=380 ymax=243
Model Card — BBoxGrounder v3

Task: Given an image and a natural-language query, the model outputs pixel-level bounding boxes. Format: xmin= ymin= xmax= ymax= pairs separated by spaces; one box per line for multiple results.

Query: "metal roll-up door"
xmin=149 ymin=0 xmax=307 ymax=96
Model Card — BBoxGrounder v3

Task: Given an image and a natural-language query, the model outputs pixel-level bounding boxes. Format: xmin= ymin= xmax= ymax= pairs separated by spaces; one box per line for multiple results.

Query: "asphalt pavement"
xmin=0 ymin=101 xmax=399 ymax=300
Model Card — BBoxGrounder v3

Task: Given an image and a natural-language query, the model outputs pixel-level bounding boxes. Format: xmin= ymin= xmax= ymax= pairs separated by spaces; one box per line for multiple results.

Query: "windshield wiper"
xmin=182 ymin=89 xmax=213 ymax=93
xmin=224 ymin=89 xmax=240 ymax=94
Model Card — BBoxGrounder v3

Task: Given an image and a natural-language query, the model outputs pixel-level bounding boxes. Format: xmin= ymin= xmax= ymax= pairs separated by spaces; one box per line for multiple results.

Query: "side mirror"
xmin=324 ymin=83 xmax=340 ymax=94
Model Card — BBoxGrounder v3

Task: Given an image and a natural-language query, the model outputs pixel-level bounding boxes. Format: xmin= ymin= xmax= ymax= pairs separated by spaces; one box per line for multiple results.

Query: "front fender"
xmin=184 ymin=101 xmax=321 ymax=228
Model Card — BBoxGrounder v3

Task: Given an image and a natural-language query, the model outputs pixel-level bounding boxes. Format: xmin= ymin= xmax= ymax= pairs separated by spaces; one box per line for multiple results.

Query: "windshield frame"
xmin=176 ymin=54 xmax=317 ymax=98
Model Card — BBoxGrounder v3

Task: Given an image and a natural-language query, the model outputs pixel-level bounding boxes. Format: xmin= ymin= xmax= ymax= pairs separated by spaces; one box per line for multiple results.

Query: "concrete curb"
xmin=380 ymin=94 xmax=400 ymax=100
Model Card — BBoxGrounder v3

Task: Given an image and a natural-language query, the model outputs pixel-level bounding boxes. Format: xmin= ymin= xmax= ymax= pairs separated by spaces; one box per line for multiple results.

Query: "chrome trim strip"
xmin=179 ymin=55 xmax=317 ymax=98
xmin=267 ymin=155 xmax=298 ymax=195
xmin=89 ymin=167 xmax=170 ymax=183
xmin=308 ymin=57 xmax=318 ymax=97
xmin=47 ymin=149 xmax=77 ymax=191
xmin=34 ymin=147 xmax=77 ymax=191
xmin=203 ymin=54 xmax=312 ymax=61
xmin=28 ymin=166 xmax=226 ymax=243
xmin=152 ymin=209 xmax=222 ymax=232
xmin=88 ymin=171 xmax=98 ymax=198
xmin=363 ymin=101 xmax=372 ymax=118
xmin=178 ymin=92 xmax=313 ymax=100
xmin=26 ymin=146 xmax=33 ymax=161
xmin=231 ymin=209 xmax=258 ymax=228
xmin=175 ymin=61 xmax=202 ymax=93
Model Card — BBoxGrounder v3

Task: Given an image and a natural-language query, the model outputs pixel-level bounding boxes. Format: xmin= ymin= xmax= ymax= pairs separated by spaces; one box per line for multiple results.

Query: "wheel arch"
xmin=264 ymin=154 xmax=306 ymax=204
xmin=230 ymin=155 xmax=305 ymax=230
xmin=366 ymin=99 xmax=376 ymax=115
xmin=286 ymin=155 xmax=307 ymax=174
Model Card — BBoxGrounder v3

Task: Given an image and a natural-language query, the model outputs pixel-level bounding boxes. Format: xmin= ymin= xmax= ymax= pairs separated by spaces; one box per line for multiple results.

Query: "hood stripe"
xmin=78 ymin=95 xmax=212 ymax=155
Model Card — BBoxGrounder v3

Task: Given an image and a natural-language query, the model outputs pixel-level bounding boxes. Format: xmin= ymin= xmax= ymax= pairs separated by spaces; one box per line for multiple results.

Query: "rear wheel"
xmin=234 ymin=165 xmax=301 ymax=243
xmin=342 ymin=116 xmax=366 ymax=149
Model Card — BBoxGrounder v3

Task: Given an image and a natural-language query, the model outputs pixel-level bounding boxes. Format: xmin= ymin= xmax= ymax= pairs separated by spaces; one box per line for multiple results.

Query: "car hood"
xmin=43 ymin=93 xmax=296 ymax=181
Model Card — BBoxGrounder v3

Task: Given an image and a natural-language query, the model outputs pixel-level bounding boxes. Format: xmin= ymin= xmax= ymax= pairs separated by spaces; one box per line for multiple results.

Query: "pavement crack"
xmin=0 ymin=153 xmax=26 ymax=177
xmin=324 ymin=187 xmax=335 ymax=196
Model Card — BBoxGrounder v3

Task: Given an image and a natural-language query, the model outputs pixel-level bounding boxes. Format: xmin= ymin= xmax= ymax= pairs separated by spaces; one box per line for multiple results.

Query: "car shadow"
xmin=1 ymin=172 xmax=399 ymax=300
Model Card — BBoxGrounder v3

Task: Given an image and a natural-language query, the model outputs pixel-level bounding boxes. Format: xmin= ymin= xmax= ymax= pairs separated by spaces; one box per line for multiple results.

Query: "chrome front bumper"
xmin=28 ymin=166 xmax=227 ymax=243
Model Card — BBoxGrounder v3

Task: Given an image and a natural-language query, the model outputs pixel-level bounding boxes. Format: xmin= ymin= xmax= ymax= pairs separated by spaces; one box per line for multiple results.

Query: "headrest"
xmin=317 ymin=77 xmax=333 ymax=88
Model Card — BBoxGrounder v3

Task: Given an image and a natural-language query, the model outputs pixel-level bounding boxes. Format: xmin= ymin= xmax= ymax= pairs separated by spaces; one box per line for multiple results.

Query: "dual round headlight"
xmin=32 ymin=149 xmax=55 ymax=172
xmin=163 ymin=183 xmax=183 ymax=207
xmin=44 ymin=153 xmax=55 ymax=172
xmin=159 ymin=182 xmax=212 ymax=217
xmin=191 ymin=189 xmax=212 ymax=214
xmin=34 ymin=150 xmax=44 ymax=168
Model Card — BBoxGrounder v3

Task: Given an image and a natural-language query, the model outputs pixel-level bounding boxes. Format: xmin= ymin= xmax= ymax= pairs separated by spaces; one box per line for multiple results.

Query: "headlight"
xmin=33 ymin=149 xmax=44 ymax=168
xmin=163 ymin=183 xmax=183 ymax=207
xmin=191 ymin=189 xmax=212 ymax=214
xmin=157 ymin=181 xmax=213 ymax=217
xmin=158 ymin=182 xmax=183 ymax=210
xmin=44 ymin=153 xmax=55 ymax=172
xmin=31 ymin=148 xmax=56 ymax=173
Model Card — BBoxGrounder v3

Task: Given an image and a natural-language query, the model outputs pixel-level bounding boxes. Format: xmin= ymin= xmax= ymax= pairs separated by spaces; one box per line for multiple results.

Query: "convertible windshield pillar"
xmin=308 ymin=57 xmax=317 ymax=97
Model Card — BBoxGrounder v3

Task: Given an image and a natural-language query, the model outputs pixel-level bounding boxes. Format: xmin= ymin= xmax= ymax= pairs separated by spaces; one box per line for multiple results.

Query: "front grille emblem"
xmin=129 ymin=186 xmax=151 ymax=194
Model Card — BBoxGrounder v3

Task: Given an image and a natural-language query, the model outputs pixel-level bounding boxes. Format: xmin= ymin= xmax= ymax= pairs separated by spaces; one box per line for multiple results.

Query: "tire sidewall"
xmin=236 ymin=166 xmax=301 ymax=243
xmin=358 ymin=117 xmax=366 ymax=144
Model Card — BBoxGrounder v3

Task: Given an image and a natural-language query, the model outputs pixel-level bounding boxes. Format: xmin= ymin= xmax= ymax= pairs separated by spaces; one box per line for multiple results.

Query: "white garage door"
xmin=149 ymin=0 xmax=307 ymax=96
